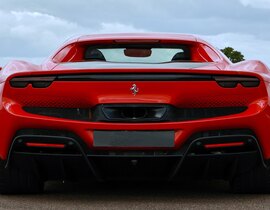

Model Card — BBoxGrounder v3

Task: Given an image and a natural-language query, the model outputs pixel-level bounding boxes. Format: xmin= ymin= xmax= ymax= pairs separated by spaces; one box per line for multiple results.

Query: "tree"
xmin=221 ymin=47 xmax=245 ymax=63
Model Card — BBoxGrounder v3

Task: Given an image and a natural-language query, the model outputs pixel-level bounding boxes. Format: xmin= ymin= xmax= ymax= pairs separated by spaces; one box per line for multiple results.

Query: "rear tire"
xmin=230 ymin=165 xmax=270 ymax=193
xmin=0 ymin=161 xmax=44 ymax=194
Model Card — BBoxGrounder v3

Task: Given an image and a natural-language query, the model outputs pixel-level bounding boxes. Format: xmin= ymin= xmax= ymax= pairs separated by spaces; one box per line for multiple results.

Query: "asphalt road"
xmin=0 ymin=180 xmax=269 ymax=210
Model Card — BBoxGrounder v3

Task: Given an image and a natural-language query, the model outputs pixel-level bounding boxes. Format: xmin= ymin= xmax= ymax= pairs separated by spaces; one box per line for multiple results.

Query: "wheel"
xmin=230 ymin=165 xmax=270 ymax=193
xmin=0 ymin=161 xmax=44 ymax=194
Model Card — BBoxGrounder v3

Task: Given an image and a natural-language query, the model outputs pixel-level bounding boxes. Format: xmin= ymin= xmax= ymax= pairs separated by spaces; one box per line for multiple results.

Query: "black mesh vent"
xmin=23 ymin=107 xmax=91 ymax=121
xmin=23 ymin=105 xmax=247 ymax=122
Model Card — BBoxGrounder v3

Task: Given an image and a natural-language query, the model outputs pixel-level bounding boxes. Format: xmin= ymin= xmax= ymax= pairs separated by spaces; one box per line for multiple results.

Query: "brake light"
xmin=10 ymin=76 xmax=56 ymax=88
xmin=214 ymin=76 xmax=260 ymax=88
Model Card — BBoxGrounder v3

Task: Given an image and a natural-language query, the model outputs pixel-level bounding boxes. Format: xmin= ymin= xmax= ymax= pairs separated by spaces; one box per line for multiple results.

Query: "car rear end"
xmin=1 ymin=35 xmax=270 ymax=193
xmin=1 ymin=67 xmax=269 ymax=185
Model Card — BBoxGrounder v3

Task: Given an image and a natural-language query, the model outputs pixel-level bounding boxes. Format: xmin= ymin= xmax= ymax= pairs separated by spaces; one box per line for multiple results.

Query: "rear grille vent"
xmin=23 ymin=107 xmax=91 ymax=121
xmin=23 ymin=105 xmax=247 ymax=122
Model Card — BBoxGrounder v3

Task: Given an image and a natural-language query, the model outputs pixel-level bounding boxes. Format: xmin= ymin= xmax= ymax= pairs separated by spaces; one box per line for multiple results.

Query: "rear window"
xmin=84 ymin=44 xmax=191 ymax=63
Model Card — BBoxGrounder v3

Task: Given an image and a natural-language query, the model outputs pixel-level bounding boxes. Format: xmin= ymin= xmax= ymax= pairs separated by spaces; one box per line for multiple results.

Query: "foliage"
xmin=221 ymin=47 xmax=245 ymax=63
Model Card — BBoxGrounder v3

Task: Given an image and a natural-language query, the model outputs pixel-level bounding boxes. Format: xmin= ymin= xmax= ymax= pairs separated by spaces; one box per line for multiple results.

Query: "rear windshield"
xmin=84 ymin=44 xmax=191 ymax=63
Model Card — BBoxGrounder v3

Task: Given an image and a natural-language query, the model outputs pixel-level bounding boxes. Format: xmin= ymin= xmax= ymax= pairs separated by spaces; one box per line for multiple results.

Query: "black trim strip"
xmin=56 ymin=73 xmax=213 ymax=81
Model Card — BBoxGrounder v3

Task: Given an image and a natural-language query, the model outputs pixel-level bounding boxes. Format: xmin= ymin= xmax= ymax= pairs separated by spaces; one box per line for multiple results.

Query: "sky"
xmin=0 ymin=0 xmax=270 ymax=66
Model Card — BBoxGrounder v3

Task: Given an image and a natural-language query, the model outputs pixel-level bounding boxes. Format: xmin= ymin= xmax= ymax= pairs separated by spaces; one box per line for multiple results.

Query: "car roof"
xmin=65 ymin=33 xmax=198 ymax=44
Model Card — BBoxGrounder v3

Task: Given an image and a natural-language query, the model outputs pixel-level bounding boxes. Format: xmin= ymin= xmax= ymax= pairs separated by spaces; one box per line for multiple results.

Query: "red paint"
xmin=0 ymin=33 xmax=270 ymax=161
xmin=204 ymin=142 xmax=245 ymax=149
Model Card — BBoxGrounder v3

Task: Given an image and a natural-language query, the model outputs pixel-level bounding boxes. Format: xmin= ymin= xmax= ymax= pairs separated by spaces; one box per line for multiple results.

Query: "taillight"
xmin=10 ymin=76 xmax=56 ymax=88
xmin=25 ymin=142 xmax=66 ymax=148
xmin=204 ymin=142 xmax=245 ymax=149
xmin=214 ymin=76 xmax=260 ymax=88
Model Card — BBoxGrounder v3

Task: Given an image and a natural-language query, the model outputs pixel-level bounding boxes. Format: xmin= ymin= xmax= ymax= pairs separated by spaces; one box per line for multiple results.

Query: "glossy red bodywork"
xmin=1 ymin=33 xmax=270 ymax=161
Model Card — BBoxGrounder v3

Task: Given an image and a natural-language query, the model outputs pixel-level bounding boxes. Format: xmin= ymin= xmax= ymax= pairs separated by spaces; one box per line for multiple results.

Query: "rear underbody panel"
xmin=6 ymin=129 xmax=265 ymax=182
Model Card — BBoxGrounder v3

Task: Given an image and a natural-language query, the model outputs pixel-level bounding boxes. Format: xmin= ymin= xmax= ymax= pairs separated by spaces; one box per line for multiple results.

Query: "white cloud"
xmin=0 ymin=10 xmax=86 ymax=57
xmin=0 ymin=1 xmax=269 ymax=68
xmin=239 ymin=0 xmax=270 ymax=9
xmin=99 ymin=23 xmax=146 ymax=33
xmin=202 ymin=33 xmax=270 ymax=66
xmin=0 ymin=10 xmax=146 ymax=66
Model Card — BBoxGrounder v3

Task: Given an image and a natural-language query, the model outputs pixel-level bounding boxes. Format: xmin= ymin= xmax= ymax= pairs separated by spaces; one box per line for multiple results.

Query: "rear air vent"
xmin=23 ymin=105 xmax=247 ymax=122
xmin=121 ymin=107 xmax=148 ymax=119
xmin=101 ymin=105 xmax=167 ymax=121
xmin=23 ymin=107 xmax=91 ymax=121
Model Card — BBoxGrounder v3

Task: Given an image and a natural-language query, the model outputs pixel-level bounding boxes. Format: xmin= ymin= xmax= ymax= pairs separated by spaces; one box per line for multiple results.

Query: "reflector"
xmin=204 ymin=142 xmax=245 ymax=149
xmin=25 ymin=142 xmax=65 ymax=148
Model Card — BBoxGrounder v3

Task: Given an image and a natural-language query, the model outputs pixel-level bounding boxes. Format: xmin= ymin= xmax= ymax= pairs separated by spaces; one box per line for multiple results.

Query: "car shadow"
xmin=1 ymin=180 xmax=268 ymax=210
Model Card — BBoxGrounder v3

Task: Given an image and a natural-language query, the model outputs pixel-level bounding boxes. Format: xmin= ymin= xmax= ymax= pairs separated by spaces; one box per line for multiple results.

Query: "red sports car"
xmin=0 ymin=33 xmax=269 ymax=194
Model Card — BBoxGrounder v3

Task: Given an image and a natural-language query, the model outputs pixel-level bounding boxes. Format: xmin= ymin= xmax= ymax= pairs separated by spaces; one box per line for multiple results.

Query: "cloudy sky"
xmin=0 ymin=0 xmax=270 ymax=66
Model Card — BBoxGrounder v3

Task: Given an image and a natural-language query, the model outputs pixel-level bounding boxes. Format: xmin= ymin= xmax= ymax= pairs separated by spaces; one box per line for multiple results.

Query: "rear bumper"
xmin=1 ymin=97 xmax=270 ymax=160
xmin=8 ymin=133 xmax=264 ymax=182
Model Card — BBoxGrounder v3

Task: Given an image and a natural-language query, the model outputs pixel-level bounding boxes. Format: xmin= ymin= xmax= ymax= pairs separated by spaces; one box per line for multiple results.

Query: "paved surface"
xmin=0 ymin=180 xmax=269 ymax=210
